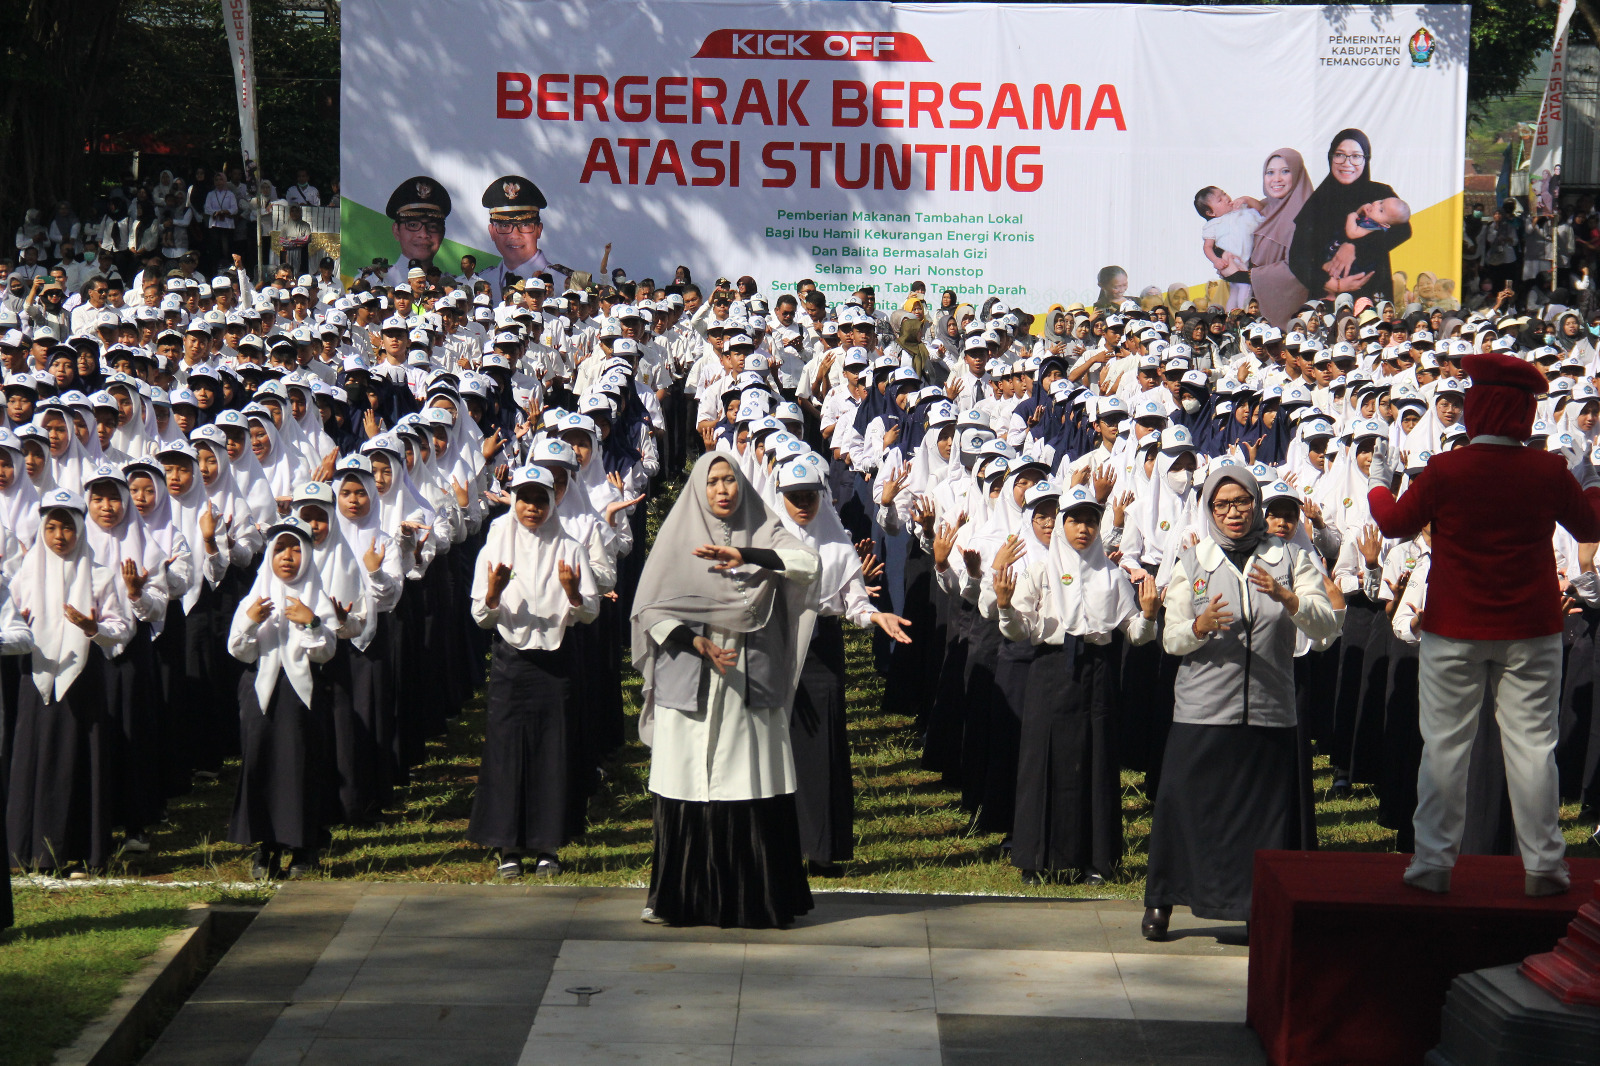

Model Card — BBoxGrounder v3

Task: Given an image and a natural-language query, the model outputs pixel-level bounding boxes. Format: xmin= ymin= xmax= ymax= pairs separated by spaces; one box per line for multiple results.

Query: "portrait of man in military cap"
xmin=479 ymin=174 xmax=548 ymax=300
xmin=383 ymin=175 xmax=452 ymax=287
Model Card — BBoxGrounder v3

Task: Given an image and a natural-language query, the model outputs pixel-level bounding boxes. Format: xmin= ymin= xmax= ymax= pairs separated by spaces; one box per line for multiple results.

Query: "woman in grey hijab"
xmin=1140 ymin=468 xmax=1339 ymax=940
xmin=631 ymin=451 xmax=820 ymax=928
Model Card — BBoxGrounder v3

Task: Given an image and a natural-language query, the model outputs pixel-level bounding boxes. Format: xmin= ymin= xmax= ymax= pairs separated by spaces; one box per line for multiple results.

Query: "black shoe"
xmin=1141 ymin=907 xmax=1170 ymax=941
xmin=1329 ymin=772 xmax=1352 ymax=800
xmin=286 ymin=849 xmax=318 ymax=879
xmin=532 ymin=856 xmax=560 ymax=878
xmin=1083 ymin=871 xmax=1106 ymax=886
xmin=250 ymin=846 xmax=277 ymax=881
xmin=806 ymin=860 xmax=844 ymax=878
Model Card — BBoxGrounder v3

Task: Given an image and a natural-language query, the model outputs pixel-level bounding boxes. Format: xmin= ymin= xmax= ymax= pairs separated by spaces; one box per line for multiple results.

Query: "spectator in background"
xmin=46 ymin=202 xmax=80 ymax=260
xmin=58 ymin=241 xmax=94 ymax=293
xmin=286 ymin=169 xmax=320 ymax=207
xmin=14 ymin=210 xmax=47 ymax=258
xmin=203 ymin=172 xmax=239 ymax=274
xmin=11 ymin=247 xmax=44 ymax=286
xmin=281 ymin=204 xmax=312 ymax=278
xmin=1483 ymin=208 xmax=1520 ymax=292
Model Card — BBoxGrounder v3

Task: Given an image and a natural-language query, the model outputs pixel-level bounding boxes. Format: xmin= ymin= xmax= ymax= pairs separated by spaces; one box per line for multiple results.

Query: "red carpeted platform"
xmin=1246 ymin=851 xmax=1600 ymax=1066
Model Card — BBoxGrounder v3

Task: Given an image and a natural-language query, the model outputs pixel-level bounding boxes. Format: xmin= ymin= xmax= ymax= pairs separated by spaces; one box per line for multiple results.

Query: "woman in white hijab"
xmin=210 ymin=411 xmax=280 ymax=524
xmin=0 ymin=426 xmax=40 ymax=547
xmin=996 ymin=483 xmax=1159 ymax=885
xmin=6 ymin=489 xmax=133 ymax=875
xmin=631 ymin=451 xmax=819 ymax=928
xmin=467 ymin=465 xmax=597 ymax=879
xmin=775 ymin=455 xmax=910 ymax=874
xmin=225 ymin=518 xmax=338 ymax=881
xmin=126 ymin=456 xmax=200 ymax=799
xmin=85 ymin=465 xmax=176 ymax=854
xmin=35 ymin=402 xmax=96 ymax=495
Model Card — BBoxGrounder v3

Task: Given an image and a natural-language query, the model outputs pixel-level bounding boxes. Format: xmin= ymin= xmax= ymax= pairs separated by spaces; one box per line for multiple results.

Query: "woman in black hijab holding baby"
xmin=1289 ymin=128 xmax=1412 ymax=304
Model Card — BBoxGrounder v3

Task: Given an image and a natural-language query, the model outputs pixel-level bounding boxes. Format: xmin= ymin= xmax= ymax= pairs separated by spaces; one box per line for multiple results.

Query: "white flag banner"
xmin=223 ymin=0 xmax=260 ymax=170
xmin=1529 ymin=0 xmax=1576 ymax=213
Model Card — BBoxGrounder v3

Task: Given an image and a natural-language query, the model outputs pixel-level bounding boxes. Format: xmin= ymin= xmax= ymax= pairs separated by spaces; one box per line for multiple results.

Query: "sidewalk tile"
xmin=553 ymin=939 xmax=747 ymax=974
xmin=517 ymin=1037 xmax=733 ymax=1065
xmin=733 ymin=1009 xmax=937 ymax=1049
xmin=742 ymin=944 xmax=931 ymax=979
xmin=735 ymin=973 xmax=934 ymax=1013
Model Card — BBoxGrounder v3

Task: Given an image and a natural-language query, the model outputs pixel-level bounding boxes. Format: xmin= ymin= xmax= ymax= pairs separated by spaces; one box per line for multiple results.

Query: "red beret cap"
xmin=1462 ymin=351 xmax=1548 ymax=393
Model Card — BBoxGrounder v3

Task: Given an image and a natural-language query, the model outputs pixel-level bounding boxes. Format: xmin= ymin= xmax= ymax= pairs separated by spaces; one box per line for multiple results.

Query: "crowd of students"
xmin=1 ymin=260 xmax=1597 ymax=936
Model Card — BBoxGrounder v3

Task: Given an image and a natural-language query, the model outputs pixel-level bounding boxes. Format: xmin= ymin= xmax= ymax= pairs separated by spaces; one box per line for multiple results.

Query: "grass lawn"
xmin=5 ymin=472 xmax=1599 ymax=1064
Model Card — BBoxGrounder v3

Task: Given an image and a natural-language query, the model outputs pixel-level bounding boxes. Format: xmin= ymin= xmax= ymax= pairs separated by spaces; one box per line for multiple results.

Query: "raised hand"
xmin=329 ymin=597 xmax=352 ymax=625
xmin=199 ymin=503 xmax=218 ymax=545
xmin=247 ymin=596 xmax=273 ymax=623
xmin=312 ymin=449 xmax=338 ymax=483
xmin=1249 ymin=564 xmax=1297 ymax=611
xmin=1300 ymin=499 xmax=1324 ymax=530
xmin=961 ymin=547 xmax=982 ymax=578
xmin=62 ymin=603 xmax=99 ymax=636
xmin=911 ymin=496 xmax=936 ymax=537
xmin=1071 ymin=464 xmax=1090 ymax=487
xmin=481 ymin=430 xmax=502 ymax=459
xmin=363 ymin=408 xmax=381 ymax=439
xmin=882 ymin=422 xmax=901 ymax=448
xmin=451 ymin=478 xmax=470 ymax=508
xmin=1111 ymin=490 xmax=1134 ymax=528
xmin=692 ymin=544 xmax=744 ymax=571
xmin=1137 ymin=574 xmax=1159 ymax=617
xmin=484 ymin=561 xmax=513 ymax=608
xmin=1358 ymin=524 xmax=1382 ymax=568
xmin=693 ymin=634 xmax=739 ymax=675
xmin=880 ymin=466 xmax=909 ymax=505
xmin=871 ymin=612 xmax=913 ymax=644
xmin=557 ymin=560 xmax=582 ymax=605
xmin=122 ymin=559 xmax=149 ymax=600
xmin=932 ymin=513 xmax=967 ymax=569
xmin=605 ymin=493 xmax=646 ymax=527
xmin=992 ymin=559 xmax=1017 ymax=609
xmin=1193 ymin=592 xmax=1234 ymax=637
xmin=992 ymin=534 xmax=1024 ymax=575
xmin=284 ymin=596 xmax=316 ymax=626
xmin=1092 ymin=464 xmax=1116 ymax=502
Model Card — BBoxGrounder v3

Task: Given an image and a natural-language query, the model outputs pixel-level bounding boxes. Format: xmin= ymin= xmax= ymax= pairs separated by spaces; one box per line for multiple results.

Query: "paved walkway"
xmin=139 ymin=884 xmax=1264 ymax=1066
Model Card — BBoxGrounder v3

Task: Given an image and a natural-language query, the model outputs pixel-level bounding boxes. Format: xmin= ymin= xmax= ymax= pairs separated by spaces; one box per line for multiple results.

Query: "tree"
xmin=0 ymin=0 xmax=337 ymax=239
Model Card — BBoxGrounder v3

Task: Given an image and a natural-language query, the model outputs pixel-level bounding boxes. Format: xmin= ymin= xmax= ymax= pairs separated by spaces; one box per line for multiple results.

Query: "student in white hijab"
xmin=7 ymin=489 xmax=133 ymax=875
xmin=775 ymin=456 xmax=909 ymax=873
xmin=466 ymin=465 xmax=597 ymax=879
xmin=225 ymin=518 xmax=338 ymax=881
xmin=0 ymin=426 xmax=40 ymax=549
xmin=210 ymin=411 xmax=281 ymax=524
xmin=996 ymin=483 xmax=1159 ymax=885
xmin=84 ymin=464 xmax=176 ymax=853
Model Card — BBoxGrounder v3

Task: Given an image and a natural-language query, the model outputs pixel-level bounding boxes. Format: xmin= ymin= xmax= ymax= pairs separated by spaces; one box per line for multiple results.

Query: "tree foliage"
xmin=0 ymin=0 xmax=336 ymax=237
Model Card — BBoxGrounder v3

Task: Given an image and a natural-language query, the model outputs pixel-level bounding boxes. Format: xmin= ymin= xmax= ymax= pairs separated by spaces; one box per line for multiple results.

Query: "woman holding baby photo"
xmin=1247 ymin=148 xmax=1314 ymax=328
xmin=1288 ymin=128 xmax=1413 ymax=305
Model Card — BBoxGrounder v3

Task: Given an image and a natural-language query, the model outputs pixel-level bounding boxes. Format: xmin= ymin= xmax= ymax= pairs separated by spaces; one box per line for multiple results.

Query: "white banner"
xmin=1529 ymin=0 xmax=1577 ymax=214
xmin=223 ymin=0 xmax=260 ymax=171
xmin=342 ymin=1 xmax=1468 ymax=322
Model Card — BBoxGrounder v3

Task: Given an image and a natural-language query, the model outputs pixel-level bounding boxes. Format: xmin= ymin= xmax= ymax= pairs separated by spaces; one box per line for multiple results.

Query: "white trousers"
xmin=1413 ymin=632 xmax=1566 ymax=874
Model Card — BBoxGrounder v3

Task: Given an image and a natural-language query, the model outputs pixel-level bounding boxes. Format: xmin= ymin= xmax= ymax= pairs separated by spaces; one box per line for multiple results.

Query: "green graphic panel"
xmin=339 ymin=198 xmax=500 ymax=284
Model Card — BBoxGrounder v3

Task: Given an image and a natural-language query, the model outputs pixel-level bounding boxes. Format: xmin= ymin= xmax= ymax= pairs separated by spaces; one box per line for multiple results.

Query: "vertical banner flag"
xmin=224 ymin=0 xmax=260 ymax=171
xmin=1530 ymin=0 xmax=1577 ymax=215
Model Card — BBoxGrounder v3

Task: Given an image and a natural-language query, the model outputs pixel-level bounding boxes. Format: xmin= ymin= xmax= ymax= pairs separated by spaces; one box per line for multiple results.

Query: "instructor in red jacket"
xmin=1368 ymin=351 xmax=1600 ymax=897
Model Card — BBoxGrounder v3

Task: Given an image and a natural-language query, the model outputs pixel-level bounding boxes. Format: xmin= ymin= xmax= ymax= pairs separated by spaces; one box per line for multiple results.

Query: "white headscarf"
xmin=471 ymin=498 xmax=596 ymax=651
xmin=1049 ymin=500 xmax=1138 ymax=639
xmin=14 ymin=501 xmax=99 ymax=699
xmin=777 ymin=480 xmax=860 ymax=610
xmin=244 ymin=523 xmax=330 ymax=710
xmin=0 ymin=430 xmax=41 ymax=543
xmin=83 ymin=468 xmax=168 ymax=634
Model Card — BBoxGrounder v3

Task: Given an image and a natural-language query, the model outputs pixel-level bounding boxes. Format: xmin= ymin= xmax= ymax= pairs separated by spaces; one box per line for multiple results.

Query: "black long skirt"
xmin=151 ymin=609 xmax=193 ymax=800
xmin=1145 ymin=721 xmax=1299 ymax=922
xmin=958 ymin=615 xmax=1003 ymax=812
xmin=227 ymin=666 xmax=333 ymax=851
xmin=185 ymin=578 xmax=241 ymax=773
xmin=1011 ymin=639 xmax=1122 ymax=877
xmin=1331 ymin=595 xmax=1388 ymax=782
xmin=560 ymin=621 xmax=600 ymax=842
xmin=392 ymin=582 xmax=431 ymax=773
xmin=979 ymin=635 xmax=1039 ymax=835
xmin=1558 ymin=607 xmax=1600 ymax=819
xmin=328 ymin=631 xmax=393 ymax=826
xmin=921 ymin=593 xmax=972 ymax=776
xmin=1116 ymin=621 xmax=1179 ymax=796
xmin=105 ymin=623 xmax=164 ymax=833
xmin=466 ymin=639 xmax=573 ymax=857
xmin=791 ymin=616 xmax=853 ymax=865
xmin=648 ymin=792 xmax=813 ymax=929
xmin=1377 ymin=632 xmax=1423 ymax=850
xmin=6 ymin=668 xmax=114 ymax=872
